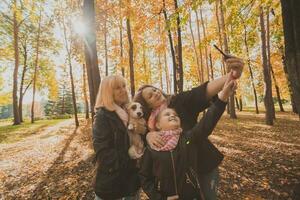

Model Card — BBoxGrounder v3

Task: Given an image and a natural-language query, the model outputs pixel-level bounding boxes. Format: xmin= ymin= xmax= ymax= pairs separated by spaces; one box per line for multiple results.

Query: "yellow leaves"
xmin=0 ymin=92 xmax=11 ymax=106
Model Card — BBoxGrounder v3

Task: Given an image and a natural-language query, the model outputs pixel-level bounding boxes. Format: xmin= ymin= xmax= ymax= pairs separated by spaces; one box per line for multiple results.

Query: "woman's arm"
xmin=206 ymin=73 xmax=229 ymax=100
xmin=189 ymin=96 xmax=227 ymax=142
xmin=93 ymin=112 xmax=120 ymax=170
xmin=190 ymin=74 xmax=236 ymax=142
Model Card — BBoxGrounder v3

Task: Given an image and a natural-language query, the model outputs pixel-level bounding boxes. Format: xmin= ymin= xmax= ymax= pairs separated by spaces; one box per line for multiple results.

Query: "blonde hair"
xmin=94 ymin=75 xmax=129 ymax=111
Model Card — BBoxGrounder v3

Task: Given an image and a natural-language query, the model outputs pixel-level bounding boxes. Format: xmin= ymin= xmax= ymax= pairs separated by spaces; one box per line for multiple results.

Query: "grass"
xmin=0 ymin=118 xmax=68 ymax=144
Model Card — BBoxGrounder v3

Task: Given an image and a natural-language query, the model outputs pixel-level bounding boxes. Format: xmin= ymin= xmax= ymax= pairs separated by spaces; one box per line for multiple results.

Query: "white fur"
xmin=125 ymin=102 xmax=147 ymax=159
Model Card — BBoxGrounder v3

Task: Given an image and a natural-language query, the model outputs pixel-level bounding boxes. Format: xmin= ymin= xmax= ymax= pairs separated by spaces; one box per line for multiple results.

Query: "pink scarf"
xmin=115 ymin=105 xmax=128 ymax=126
xmin=148 ymin=103 xmax=168 ymax=131
xmin=158 ymin=128 xmax=182 ymax=151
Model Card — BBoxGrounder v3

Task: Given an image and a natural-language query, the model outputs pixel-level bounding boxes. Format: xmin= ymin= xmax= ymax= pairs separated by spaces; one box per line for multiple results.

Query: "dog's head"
xmin=126 ymin=102 xmax=144 ymax=119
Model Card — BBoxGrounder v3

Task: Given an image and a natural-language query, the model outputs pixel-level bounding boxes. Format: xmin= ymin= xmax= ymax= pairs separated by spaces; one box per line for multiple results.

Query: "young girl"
xmin=139 ymin=76 xmax=236 ymax=200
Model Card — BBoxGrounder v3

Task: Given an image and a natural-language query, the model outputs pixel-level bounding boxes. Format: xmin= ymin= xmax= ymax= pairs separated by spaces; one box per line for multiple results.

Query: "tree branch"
xmin=22 ymin=80 xmax=32 ymax=96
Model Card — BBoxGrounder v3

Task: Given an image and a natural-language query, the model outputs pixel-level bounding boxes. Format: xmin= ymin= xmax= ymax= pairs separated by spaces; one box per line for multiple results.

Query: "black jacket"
xmin=92 ymin=108 xmax=140 ymax=199
xmin=169 ymin=82 xmax=224 ymax=173
xmin=139 ymin=97 xmax=227 ymax=200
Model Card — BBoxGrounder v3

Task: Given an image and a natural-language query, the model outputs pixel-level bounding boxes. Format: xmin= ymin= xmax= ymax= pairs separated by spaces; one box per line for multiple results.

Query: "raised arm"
xmin=190 ymin=73 xmax=237 ymax=142
xmin=206 ymin=57 xmax=244 ymax=100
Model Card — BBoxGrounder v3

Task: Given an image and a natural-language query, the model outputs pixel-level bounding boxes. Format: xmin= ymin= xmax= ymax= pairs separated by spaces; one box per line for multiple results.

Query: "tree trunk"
xmin=164 ymin=47 xmax=171 ymax=94
xmin=215 ymin=0 xmax=226 ymax=75
xmin=83 ymin=0 xmax=101 ymax=118
xmin=260 ymin=7 xmax=274 ymax=125
xmin=104 ymin=0 xmax=108 ymax=76
xmin=19 ymin=44 xmax=28 ymax=122
xmin=188 ymin=12 xmax=201 ymax=83
xmin=195 ymin=10 xmax=204 ymax=83
xmin=163 ymin=0 xmax=177 ymax=93
xmin=235 ymin=96 xmax=240 ymax=111
xmin=62 ymin=89 xmax=65 ymax=114
xmin=12 ymin=0 xmax=21 ymax=125
xmin=174 ymin=0 xmax=183 ymax=92
xmin=239 ymin=97 xmax=243 ymax=111
xmin=142 ymin=41 xmax=149 ymax=84
xmin=119 ymin=1 xmax=125 ymax=77
xmin=281 ymin=0 xmax=300 ymax=116
xmin=199 ymin=6 xmax=210 ymax=81
xmin=126 ymin=17 xmax=135 ymax=97
xmin=83 ymin=64 xmax=89 ymax=119
xmin=266 ymin=8 xmax=276 ymax=118
xmin=31 ymin=11 xmax=42 ymax=124
xmin=209 ymin=53 xmax=214 ymax=80
xmin=62 ymin=18 xmax=79 ymax=127
xmin=243 ymin=23 xmax=259 ymax=114
xmin=158 ymin=52 xmax=163 ymax=90
xmin=157 ymin=17 xmax=163 ymax=90
xmin=220 ymin=0 xmax=236 ymax=118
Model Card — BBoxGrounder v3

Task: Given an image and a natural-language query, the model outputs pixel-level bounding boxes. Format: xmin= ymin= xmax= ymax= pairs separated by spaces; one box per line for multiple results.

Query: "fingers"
xmin=148 ymin=133 xmax=165 ymax=149
xmin=154 ymin=135 xmax=165 ymax=148
xmin=226 ymin=80 xmax=235 ymax=90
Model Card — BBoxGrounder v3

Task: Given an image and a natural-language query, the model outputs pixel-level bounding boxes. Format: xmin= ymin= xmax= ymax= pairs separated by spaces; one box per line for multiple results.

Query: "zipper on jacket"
xmin=170 ymin=151 xmax=178 ymax=195
xmin=190 ymin=167 xmax=205 ymax=200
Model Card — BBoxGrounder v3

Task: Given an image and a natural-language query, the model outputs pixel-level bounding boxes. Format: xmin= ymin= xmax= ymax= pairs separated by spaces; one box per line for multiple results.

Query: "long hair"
xmin=94 ymin=75 xmax=129 ymax=112
xmin=133 ymin=85 xmax=169 ymax=121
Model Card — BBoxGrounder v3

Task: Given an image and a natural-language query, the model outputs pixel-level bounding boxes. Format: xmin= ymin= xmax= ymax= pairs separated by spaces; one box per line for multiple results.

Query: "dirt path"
xmin=0 ymin=112 xmax=299 ymax=200
xmin=0 ymin=119 xmax=95 ymax=200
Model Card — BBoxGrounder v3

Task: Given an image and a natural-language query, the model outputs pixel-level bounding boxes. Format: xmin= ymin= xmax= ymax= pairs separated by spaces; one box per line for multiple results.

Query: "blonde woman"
xmin=92 ymin=75 xmax=140 ymax=200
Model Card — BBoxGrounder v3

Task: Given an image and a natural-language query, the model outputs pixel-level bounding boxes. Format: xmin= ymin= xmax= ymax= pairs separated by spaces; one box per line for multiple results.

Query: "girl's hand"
xmin=146 ymin=131 xmax=166 ymax=150
xmin=218 ymin=72 xmax=237 ymax=102
xmin=225 ymin=56 xmax=244 ymax=79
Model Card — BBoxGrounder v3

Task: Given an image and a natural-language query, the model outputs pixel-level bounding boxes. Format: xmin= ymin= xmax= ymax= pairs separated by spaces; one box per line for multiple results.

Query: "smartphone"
xmin=213 ymin=44 xmax=231 ymax=60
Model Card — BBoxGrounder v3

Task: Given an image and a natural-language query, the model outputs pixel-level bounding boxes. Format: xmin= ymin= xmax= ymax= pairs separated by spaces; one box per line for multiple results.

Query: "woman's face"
xmin=141 ymin=87 xmax=166 ymax=109
xmin=156 ymin=108 xmax=181 ymax=131
xmin=113 ymin=81 xmax=128 ymax=106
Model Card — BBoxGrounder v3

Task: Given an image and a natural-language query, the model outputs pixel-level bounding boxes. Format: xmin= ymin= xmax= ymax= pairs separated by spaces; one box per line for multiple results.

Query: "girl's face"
xmin=142 ymin=87 xmax=166 ymax=109
xmin=156 ymin=108 xmax=181 ymax=131
xmin=113 ymin=81 xmax=128 ymax=106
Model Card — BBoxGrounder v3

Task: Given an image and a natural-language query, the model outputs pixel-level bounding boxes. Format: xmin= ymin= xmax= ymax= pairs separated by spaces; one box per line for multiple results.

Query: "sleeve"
xmin=139 ymin=148 xmax=166 ymax=200
xmin=92 ymin=111 xmax=120 ymax=171
xmin=189 ymin=95 xmax=227 ymax=143
xmin=171 ymin=81 xmax=211 ymax=115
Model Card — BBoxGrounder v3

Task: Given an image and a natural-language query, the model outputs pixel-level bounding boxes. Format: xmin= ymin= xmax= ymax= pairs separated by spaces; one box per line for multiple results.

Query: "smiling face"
xmin=155 ymin=108 xmax=181 ymax=131
xmin=113 ymin=80 xmax=129 ymax=106
xmin=141 ymin=86 xmax=166 ymax=109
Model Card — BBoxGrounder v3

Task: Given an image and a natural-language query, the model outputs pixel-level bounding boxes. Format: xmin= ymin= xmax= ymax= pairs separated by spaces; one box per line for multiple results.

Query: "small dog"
xmin=125 ymin=102 xmax=147 ymax=159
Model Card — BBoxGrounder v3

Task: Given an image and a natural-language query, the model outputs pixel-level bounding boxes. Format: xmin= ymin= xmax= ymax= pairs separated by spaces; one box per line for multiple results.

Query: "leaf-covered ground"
xmin=0 ymin=112 xmax=299 ymax=200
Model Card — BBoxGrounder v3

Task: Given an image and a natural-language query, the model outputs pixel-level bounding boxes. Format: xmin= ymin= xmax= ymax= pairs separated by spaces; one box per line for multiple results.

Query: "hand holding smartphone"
xmin=213 ymin=44 xmax=244 ymax=79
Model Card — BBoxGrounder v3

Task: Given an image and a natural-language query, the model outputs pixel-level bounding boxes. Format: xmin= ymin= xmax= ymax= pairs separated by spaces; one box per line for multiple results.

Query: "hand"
xmin=218 ymin=72 xmax=237 ymax=102
xmin=146 ymin=131 xmax=166 ymax=150
xmin=225 ymin=56 xmax=244 ymax=79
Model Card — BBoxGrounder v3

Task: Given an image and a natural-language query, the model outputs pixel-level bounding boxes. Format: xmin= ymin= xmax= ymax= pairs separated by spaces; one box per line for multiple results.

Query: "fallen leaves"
xmin=0 ymin=112 xmax=299 ymax=199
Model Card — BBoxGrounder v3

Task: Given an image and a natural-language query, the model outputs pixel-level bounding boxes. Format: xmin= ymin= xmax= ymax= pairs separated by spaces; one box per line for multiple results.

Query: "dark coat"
xmin=169 ymin=81 xmax=224 ymax=173
xmin=139 ymin=97 xmax=227 ymax=200
xmin=92 ymin=108 xmax=140 ymax=199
